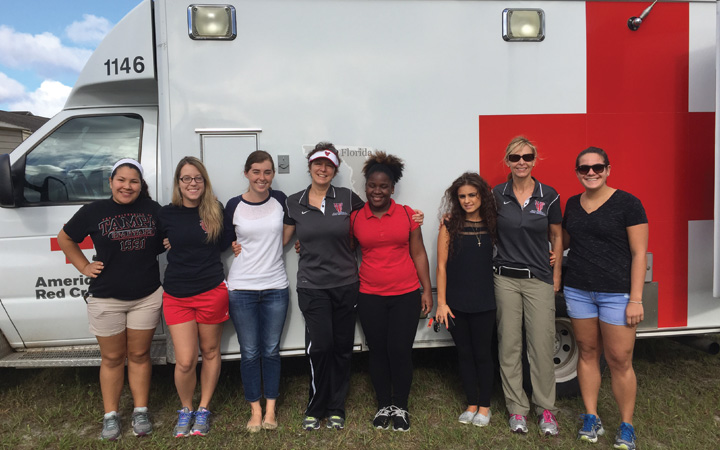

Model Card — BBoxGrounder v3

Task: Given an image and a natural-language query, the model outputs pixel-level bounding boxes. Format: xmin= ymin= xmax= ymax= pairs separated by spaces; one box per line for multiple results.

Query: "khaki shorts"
xmin=87 ymin=286 xmax=163 ymax=337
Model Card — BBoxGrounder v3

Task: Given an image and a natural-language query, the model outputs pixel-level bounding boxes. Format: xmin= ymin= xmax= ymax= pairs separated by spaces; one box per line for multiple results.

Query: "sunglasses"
xmin=576 ymin=164 xmax=607 ymax=175
xmin=507 ymin=153 xmax=535 ymax=163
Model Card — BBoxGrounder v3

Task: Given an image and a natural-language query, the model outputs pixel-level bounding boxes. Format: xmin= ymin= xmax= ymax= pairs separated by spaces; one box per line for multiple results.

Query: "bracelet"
xmin=628 ymin=301 xmax=643 ymax=304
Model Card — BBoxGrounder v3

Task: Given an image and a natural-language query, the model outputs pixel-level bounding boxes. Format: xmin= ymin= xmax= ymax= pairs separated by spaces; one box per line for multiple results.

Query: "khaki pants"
xmin=495 ymin=274 xmax=557 ymax=416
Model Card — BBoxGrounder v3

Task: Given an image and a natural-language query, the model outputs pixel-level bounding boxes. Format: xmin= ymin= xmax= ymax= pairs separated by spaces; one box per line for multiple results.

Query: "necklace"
xmin=467 ymin=220 xmax=482 ymax=247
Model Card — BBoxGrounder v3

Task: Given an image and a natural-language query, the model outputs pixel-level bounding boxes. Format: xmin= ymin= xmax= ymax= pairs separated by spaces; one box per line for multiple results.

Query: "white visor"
xmin=308 ymin=150 xmax=339 ymax=168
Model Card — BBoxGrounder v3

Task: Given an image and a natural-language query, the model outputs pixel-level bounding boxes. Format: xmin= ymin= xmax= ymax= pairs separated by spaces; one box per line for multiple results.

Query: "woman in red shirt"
xmin=350 ymin=152 xmax=433 ymax=432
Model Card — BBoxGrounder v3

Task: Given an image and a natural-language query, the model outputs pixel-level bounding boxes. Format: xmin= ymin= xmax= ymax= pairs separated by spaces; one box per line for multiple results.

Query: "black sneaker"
xmin=302 ymin=416 xmax=321 ymax=431
xmin=372 ymin=407 xmax=392 ymax=430
xmin=326 ymin=415 xmax=345 ymax=430
xmin=390 ymin=406 xmax=410 ymax=432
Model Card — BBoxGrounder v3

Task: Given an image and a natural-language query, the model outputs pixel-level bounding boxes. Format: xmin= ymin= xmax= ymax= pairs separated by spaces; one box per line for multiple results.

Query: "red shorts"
xmin=163 ymin=282 xmax=230 ymax=325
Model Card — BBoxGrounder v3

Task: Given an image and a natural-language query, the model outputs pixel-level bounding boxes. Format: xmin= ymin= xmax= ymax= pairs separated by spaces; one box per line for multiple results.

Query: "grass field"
xmin=0 ymin=336 xmax=718 ymax=449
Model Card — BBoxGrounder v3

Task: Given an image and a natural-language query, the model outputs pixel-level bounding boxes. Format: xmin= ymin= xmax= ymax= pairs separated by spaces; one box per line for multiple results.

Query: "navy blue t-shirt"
xmin=159 ymin=203 xmax=231 ymax=298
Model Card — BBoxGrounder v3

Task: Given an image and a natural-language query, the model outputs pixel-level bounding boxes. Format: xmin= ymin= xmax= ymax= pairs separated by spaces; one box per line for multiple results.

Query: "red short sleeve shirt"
xmin=350 ymin=200 xmax=420 ymax=295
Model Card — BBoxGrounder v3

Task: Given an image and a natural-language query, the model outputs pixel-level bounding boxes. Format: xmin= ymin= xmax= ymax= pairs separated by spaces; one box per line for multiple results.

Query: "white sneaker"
xmin=458 ymin=410 xmax=476 ymax=424
xmin=472 ymin=410 xmax=491 ymax=427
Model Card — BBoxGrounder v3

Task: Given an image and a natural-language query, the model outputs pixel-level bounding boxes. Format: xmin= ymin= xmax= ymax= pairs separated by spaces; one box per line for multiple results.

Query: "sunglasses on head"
xmin=507 ymin=153 xmax=535 ymax=163
xmin=576 ymin=164 xmax=607 ymax=175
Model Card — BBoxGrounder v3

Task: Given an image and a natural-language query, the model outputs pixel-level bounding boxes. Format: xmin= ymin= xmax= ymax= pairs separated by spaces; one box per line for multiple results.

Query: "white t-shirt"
xmin=225 ymin=190 xmax=289 ymax=290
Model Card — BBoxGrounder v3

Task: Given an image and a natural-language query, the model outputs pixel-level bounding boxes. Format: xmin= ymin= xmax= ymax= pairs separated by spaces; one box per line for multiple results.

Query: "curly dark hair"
xmin=362 ymin=151 xmax=404 ymax=184
xmin=439 ymin=172 xmax=497 ymax=254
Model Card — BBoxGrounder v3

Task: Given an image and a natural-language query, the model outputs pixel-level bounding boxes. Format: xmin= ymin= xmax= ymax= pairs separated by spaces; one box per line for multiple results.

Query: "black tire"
xmin=554 ymin=316 xmax=581 ymax=398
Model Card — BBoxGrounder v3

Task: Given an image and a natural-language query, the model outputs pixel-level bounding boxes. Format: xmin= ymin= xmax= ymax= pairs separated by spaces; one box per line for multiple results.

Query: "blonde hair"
xmin=504 ymin=136 xmax=537 ymax=161
xmin=171 ymin=156 xmax=223 ymax=243
xmin=503 ymin=136 xmax=538 ymax=181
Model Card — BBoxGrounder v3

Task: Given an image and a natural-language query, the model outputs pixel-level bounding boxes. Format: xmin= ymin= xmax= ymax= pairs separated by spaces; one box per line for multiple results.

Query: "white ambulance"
xmin=1 ymin=0 xmax=718 ymax=396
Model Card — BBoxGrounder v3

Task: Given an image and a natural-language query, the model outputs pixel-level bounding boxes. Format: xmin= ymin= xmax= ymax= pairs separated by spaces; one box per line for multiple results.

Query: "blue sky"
xmin=0 ymin=0 xmax=141 ymax=117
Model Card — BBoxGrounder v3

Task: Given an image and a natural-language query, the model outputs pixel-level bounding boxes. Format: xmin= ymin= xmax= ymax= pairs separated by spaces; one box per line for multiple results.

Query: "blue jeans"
xmin=228 ymin=288 xmax=289 ymax=402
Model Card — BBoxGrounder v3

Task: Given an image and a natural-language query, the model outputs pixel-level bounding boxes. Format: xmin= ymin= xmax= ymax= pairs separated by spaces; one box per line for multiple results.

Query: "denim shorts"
xmin=563 ymin=286 xmax=630 ymax=326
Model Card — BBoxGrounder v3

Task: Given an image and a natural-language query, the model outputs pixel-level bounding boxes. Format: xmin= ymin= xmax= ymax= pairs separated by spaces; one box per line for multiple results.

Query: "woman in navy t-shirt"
xmin=562 ymin=147 xmax=648 ymax=449
xmin=159 ymin=156 xmax=232 ymax=438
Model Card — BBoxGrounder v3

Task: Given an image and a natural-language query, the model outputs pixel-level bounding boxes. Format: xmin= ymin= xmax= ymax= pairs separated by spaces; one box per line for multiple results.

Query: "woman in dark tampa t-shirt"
xmin=57 ymin=159 xmax=163 ymax=440
xmin=562 ymin=147 xmax=648 ymax=450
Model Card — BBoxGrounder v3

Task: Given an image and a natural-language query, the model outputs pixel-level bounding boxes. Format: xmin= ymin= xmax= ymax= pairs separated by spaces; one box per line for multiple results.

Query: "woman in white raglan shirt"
xmin=224 ymin=151 xmax=294 ymax=432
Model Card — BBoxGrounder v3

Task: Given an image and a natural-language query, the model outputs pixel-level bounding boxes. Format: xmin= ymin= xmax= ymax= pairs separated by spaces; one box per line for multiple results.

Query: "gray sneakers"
xmin=101 ymin=413 xmax=121 ymax=441
xmin=191 ymin=407 xmax=211 ymax=436
xmin=538 ymin=409 xmax=559 ymax=436
xmin=173 ymin=407 xmax=194 ymax=438
xmin=131 ymin=410 xmax=152 ymax=436
xmin=509 ymin=414 xmax=528 ymax=434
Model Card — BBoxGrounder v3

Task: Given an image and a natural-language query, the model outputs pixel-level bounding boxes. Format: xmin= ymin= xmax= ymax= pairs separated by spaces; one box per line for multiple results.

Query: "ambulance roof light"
xmin=188 ymin=5 xmax=237 ymax=40
xmin=502 ymin=9 xmax=545 ymax=42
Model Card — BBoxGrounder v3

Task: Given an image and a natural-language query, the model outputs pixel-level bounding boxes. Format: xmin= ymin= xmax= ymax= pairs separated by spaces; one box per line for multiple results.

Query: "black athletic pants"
xmin=449 ymin=309 xmax=496 ymax=407
xmin=297 ymin=282 xmax=359 ymax=419
xmin=357 ymin=289 xmax=421 ymax=410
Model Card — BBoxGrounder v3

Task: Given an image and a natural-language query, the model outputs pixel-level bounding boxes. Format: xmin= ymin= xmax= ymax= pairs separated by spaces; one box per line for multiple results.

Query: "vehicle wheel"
xmin=554 ymin=316 xmax=580 ymax=398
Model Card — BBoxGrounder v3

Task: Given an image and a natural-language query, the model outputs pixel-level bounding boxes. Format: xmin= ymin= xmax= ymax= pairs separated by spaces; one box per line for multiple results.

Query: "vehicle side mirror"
xmin=0 ymin=153 xmax=15 ymax=207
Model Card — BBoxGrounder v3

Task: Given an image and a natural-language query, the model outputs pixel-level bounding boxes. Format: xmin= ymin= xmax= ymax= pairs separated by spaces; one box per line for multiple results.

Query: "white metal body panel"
xmin=689 ymin=2 xmax=717 ymax=112
xmin=0 ymin=108 xmax=159 ymax=347
xmin=65 ymin=0 xmax=157 ymax=110
xmin=688 ymin=220 xmax=720 ymax=328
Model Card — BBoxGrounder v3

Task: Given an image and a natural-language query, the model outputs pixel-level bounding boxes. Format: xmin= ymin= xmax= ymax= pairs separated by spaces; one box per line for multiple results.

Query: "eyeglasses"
xmin=507 ymin=153 xmax=535 ymax=163
xmin=179 ymin=175 xmax=205 ymax=184
xmin=576 ymin=164 xmax=607 ymax=175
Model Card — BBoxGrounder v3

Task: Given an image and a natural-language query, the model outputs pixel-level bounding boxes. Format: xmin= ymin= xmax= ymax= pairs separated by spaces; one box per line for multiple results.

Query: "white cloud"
xmin=66 ymin=14 xmax=112 ymax=45
xmin=0 ymin=25 xmax=92 ymax=76
xmin=0 ymin=72 xmax=26 ymax=103
xmin=8 ymin=80 xmax=72 ymax=117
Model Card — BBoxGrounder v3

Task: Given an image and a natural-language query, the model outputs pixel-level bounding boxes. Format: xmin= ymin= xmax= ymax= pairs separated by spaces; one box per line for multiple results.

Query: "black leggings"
xmin=449 ymin=309 xmax=496 ymax=407
xmin=357 ymin=290 xmax=421 ymax=410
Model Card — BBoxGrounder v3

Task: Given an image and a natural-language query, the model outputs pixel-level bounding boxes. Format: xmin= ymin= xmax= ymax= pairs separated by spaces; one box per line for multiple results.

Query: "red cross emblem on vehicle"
xmin=50 ymin=236 xmax=93 ymax=264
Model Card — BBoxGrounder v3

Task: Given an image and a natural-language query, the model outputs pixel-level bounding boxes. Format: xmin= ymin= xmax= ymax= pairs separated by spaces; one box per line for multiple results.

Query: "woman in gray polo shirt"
xmin=284 ymin=142 xmax=365 ymax=432
xmin=492 ymin=136 xmax=563 ymax=436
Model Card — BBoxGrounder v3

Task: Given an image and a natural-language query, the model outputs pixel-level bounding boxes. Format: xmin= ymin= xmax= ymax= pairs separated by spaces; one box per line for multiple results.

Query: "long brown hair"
xmin=439 ymin=172 xmax=497 ymax=254
xmin=171 ymin=156 xmax=223 ymax=243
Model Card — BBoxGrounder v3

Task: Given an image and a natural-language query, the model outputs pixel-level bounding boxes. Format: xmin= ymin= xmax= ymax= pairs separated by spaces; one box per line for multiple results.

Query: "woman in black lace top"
xmin=436 ymin=172 xmax=497 ymax=427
